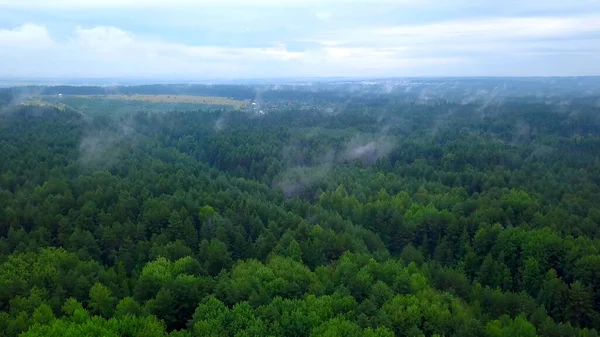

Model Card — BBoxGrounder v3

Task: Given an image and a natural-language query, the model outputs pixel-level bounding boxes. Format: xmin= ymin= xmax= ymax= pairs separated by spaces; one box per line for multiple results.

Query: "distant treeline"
xmin=2 ymin=77 xmax=600 ymax=105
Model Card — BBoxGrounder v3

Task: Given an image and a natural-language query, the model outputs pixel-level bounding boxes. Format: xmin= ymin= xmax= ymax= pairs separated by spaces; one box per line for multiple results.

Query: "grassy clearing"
xmin=72 ymin=94 xmax=246 ymax=108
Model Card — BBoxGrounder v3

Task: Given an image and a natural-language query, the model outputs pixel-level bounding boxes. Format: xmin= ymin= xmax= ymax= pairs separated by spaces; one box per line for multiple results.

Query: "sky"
xmin=1 ymin=0 xmax=600 ymax=79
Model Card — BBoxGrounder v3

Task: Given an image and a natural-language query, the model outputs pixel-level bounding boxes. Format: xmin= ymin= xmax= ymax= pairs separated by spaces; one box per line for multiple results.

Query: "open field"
xmin=71 ymin=94 xmax=246 ymax=108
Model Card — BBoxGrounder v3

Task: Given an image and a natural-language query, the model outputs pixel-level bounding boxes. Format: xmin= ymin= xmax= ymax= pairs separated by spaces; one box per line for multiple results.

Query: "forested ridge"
xmin=1 ymin=87 xmax=600 ymax=337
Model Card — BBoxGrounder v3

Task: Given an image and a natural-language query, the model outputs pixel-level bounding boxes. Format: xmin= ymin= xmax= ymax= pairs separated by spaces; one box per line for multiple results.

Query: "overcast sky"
xmin=1 ymin=0 xmax=600 ymax=79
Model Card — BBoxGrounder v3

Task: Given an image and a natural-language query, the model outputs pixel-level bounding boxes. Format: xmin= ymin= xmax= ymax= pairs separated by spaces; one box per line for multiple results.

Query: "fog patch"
xmin=8 ymin=87 xmax=45 ymax=106
xmin=429 ymin=107 xmax=461 ymax=138
xmin=274 ymin=164 xmax=331 ymax=198
xmin=417 ymin=88 xmax=433 ymax=103
xmin=525 ymin=144 xmax=555 ymax=162
xmin=273 ymin=149 xmax=335 ymax=198
xmin=214 ymin=114 xmax=226 ymax=132
xmin=79 ymin=121 xmax=137 ymax=169
xmin=342 ymin=136 xmax=395 ymax=165
xmin=512 ymin=120 xmax=534 ymax=144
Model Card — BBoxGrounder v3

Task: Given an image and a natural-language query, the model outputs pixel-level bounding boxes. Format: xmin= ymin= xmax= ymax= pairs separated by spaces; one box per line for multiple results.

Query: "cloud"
xmin=0 ymin=24 xmax=53 ymax=49
xmin=0 ymin=0 xmax=420 ymax=9
xmin=1 ymin=4 xmax=600 ymax=78
xmin=306 ymin=14 xmax=600 ymax=75
xmin=68 ymin=25 xmax=302 ymax=63
xmin=387 ymin=15 xmax=600 ymax=40
xmin=316 ymin=11 xmax=332 ymax=22
xmin=4 ymin=0 xmax=598 ymax=11
xmin=0 ymin=23 xmax=465 ymax=78
xmin=0 ymin=24 xmax=310 ymax=78
xmin=318 ymin=15 xmax=600 ymax=48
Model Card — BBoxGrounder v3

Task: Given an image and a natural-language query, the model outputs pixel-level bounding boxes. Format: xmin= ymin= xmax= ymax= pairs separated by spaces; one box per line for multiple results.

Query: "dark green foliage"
xmin=2 ymin=87 xmax=600 ymax=336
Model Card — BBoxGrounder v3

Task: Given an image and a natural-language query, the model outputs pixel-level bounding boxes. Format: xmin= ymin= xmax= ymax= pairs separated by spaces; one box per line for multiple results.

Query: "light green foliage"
xmin=114 ymin=297 xmax=145 ymax=317
xmin=88 ymin=283 xmax=116 ymax=317
xmin=486 ymin=315 xmax=538 ymax=337
xmin=21 ymin=314 xmax=170 ymax=337
xmin=31 ymin=304 xmax=55 ymax=326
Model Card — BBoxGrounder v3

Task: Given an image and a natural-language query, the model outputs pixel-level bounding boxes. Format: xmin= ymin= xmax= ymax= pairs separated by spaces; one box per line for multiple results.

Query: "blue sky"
xmin=1 ymin=0 xmax=600 ymax=79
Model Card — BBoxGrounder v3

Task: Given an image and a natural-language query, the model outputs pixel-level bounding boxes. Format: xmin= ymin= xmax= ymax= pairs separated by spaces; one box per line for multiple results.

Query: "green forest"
xmin=2 ymin=84 xmax=600 ymax=337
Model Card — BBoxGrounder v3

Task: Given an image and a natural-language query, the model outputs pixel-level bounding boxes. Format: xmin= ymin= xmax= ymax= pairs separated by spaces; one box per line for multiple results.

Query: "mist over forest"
xmin=2 ymin=78 xmax=600 ymax=337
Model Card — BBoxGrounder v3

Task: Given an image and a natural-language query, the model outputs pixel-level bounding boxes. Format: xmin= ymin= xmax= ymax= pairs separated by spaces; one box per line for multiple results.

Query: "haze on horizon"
xmin=1 ymin=0 xmax=600 ymax=79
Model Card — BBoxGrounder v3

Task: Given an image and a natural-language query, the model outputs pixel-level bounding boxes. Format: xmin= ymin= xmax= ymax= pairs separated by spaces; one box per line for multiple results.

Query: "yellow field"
xmin=73 ymin=94 xmax=246 ymax=108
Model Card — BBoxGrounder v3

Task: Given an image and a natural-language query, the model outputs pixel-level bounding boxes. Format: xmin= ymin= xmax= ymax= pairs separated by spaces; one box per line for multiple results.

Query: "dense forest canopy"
xmin=1 ymin=80 xmax=600 ymax=336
